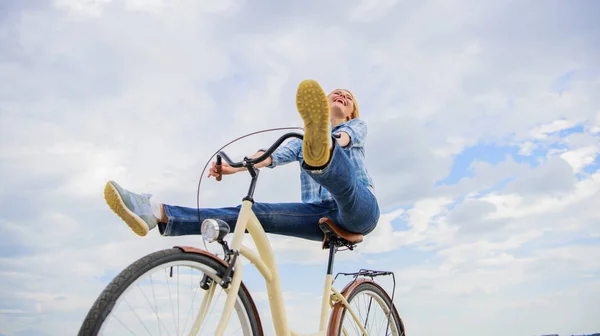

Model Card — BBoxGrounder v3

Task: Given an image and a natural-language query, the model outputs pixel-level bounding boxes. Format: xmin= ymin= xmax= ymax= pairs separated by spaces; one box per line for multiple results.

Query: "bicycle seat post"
xmin=326 ymin=236 xmax=337 ymax=275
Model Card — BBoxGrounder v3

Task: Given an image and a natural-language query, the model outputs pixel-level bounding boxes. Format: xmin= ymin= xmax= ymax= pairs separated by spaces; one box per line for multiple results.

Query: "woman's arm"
xmin=208 ymin=138 xmax=301 ymax=179
xmin=335 ymin=132 xmax=351 ymax=147
xmin=334 ymin=119 xmax=367 ymax=148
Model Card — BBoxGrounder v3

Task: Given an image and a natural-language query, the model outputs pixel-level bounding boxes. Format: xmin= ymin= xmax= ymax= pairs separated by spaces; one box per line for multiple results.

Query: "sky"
xmin=1 ymin=0 xmax=599 ymax=335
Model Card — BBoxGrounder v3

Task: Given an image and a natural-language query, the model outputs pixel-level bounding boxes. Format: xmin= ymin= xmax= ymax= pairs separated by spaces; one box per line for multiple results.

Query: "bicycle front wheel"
xmin=78 ymin=247 xmax=262 ymax=335
xmin=328 ymin=279 xmax=405 ymax=336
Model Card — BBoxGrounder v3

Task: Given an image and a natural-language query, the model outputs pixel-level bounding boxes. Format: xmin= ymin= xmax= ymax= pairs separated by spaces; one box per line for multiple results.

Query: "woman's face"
xmin=328 ymin=89 xmax=355 ymax=120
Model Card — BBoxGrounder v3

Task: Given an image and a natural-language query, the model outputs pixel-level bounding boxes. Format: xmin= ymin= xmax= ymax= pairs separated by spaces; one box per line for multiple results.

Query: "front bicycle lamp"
xmin=201 ymin=218 xmax=230 ymax=243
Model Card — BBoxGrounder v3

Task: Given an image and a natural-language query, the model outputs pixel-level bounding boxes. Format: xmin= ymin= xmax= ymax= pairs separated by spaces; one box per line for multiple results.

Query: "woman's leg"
xmin=104 ymin=179 xmax=337 ymax=241
xmin=159 ymin=200 xmax=337 ymax=241
xmin=303 ymin=142 xmax=380 ymax=235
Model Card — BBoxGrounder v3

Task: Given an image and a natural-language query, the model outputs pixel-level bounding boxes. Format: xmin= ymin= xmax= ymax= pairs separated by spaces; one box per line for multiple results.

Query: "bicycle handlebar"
xmin=214 ymin=131 xmax=341 ymax=179
xmin=216 ymin=131 xmax=304 ymax=171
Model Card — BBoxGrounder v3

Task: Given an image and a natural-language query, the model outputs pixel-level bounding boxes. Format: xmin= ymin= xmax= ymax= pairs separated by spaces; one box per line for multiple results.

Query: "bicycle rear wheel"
xmin=328 ymin=279 xmax=405 ymax=335
xmin=78 ymin=248 xmax=262 ymax=335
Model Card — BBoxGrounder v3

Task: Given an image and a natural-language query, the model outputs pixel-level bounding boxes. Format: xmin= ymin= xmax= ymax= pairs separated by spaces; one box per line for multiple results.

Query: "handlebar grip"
xmin=216 ymin=155 xmax=222 ymax=181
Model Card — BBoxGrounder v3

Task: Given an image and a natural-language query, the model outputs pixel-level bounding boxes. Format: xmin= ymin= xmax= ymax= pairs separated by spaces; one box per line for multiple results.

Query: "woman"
xmin=104 ymin=79 xmax=379 ymax=241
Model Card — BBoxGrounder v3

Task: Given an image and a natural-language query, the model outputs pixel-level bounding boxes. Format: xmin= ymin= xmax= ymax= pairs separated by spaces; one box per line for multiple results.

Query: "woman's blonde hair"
xmin=329 ymin=89 xmax=360 ymax=121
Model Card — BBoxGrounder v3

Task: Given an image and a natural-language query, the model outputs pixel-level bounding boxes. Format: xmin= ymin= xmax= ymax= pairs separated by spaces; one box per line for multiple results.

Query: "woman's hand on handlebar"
xmin=208 ymin=150 xmax=273 ymax=180
xmin=208 ymin=161 xmax=242 ymax=179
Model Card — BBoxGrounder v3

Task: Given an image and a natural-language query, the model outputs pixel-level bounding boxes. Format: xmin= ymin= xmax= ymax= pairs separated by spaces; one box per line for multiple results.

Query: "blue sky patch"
xmin=435 ymin=143 xmax=530 ymax=186
xmin=436 ymin=142 xmax=514 ymax=185
xmin=436 ymin=123 xmax=587 ymax=187
xmin=557 ymin=124 xmax=585 ymax=137
xmin=581 ymin=155 xmax=600 ymax=175
xmin=391 ymin=214 xmax=410 ymax=231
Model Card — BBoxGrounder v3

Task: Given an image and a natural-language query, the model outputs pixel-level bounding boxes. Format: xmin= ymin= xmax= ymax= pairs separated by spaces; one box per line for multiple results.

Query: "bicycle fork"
xmin=213 ymin=258 xmax=244 ymax=336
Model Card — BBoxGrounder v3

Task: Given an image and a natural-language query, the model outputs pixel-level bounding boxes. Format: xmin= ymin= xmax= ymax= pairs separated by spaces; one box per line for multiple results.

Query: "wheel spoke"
xmin=364 ymin=295 xmax=373 ymax=332
xmin=165 ymin=267 xmax=178 ymax=335
xmin=136 ymin=282 xmax=170 ymax=335
xmin=181 ymin=271 xmax=202 ymax=333
xmin=123 ymin=297 xmax=153 ymax=336
xmin=110 ymin=314 xmax=138 ymax=336
xmin=149 ymin=275 xmax=162 ymax=336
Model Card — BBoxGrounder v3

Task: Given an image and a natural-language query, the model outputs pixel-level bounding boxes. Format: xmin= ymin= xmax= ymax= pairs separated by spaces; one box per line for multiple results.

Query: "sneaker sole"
xmin=104 ymin=181 xmax=149 ymax=237
xmin=296 ymin=79 xmax=331 ymax=167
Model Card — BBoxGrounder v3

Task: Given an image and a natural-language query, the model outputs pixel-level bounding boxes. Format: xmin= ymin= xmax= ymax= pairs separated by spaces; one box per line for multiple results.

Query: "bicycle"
xmin=78 ymin=131 xmax=406 ymax=335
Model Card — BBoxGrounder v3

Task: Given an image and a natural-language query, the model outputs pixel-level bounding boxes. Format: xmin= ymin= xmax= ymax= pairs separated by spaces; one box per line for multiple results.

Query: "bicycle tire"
xmin=77 ymin=247 xmax=262 ymax=335
xmin=328 ymin=279 xmax=405 ymax=335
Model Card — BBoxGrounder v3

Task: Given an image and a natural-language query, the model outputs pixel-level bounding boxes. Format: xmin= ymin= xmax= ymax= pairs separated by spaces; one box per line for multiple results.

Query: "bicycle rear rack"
xmin=334 ymin=269 xmax=394 ymax=281
xmin=334 ymin=268 xmax=396 ymax=304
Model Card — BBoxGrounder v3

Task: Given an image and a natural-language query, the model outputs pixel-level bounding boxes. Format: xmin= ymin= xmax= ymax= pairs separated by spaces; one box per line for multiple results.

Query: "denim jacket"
xmin=263 ymin=118 xmax=375 ymax=204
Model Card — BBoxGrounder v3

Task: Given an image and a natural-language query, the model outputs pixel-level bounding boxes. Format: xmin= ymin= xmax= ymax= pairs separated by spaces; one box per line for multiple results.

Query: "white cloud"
xmin=432 ymin=136 xmax=475 ymax=158
xmin=360 ymin=208 xmax=405 ymax=254
xmin=518 ymin=141 xmax=536 ymax=155
xmin=530 ymin=119 xmax=580 ymax=139
xmin=360 ymin=197 xmax=457 ymax=254
xmin=407 ymin=197 xmax=453 ymax=233
xmin=481 ymin=170 xmax=600 ymax=220
xmin=560 ymin=145 xmax=599 ymax=173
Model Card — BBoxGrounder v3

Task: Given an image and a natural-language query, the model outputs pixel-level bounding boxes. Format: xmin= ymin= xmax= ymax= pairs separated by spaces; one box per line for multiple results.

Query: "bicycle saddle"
xmin=319 ymin=217 xmax=363 ymax=250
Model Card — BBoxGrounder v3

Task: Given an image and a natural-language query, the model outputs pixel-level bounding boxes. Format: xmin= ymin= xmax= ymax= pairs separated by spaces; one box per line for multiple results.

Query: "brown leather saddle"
xmin=318 ymin=217 xmax=363 ymax=250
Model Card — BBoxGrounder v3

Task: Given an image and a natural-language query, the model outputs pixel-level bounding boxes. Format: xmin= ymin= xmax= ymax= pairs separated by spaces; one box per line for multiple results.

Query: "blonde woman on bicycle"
xmin=104 ymin=79 xmax=380 ymax=243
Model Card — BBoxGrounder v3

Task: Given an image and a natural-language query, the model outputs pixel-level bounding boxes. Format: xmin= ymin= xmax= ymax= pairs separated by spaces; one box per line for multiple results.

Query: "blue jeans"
xmin=158 ymin=142 xmax=380 ymax=241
